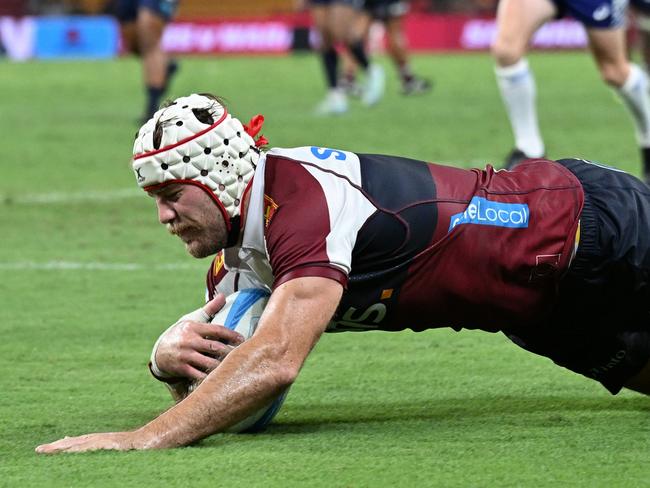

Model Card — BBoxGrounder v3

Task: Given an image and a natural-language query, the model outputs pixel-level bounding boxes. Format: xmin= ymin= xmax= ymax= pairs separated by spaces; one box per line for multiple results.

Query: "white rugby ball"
xmin=191 ymin=288 xmax=288 ymax=433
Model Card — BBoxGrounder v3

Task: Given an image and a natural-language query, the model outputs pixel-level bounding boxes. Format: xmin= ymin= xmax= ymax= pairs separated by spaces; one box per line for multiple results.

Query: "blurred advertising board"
xmin=160 ymin=15 xmax=587 ymax=54
xmin=162 ymin=20 xmax=294 ymax=54
xmin=0 ymin=17 xmax=34 ymax=60
xmin=34 ymin=16 xmax=118 ymax=59
xmin=161 ymin=16 xmax=586 ymax=54
xmin=0 ymin=14 xmax=587 ymax=60
xmin=453 ymin=17 xmax=587 ymax=50
xmin=0 ymin=15 xmax=118 ymax=60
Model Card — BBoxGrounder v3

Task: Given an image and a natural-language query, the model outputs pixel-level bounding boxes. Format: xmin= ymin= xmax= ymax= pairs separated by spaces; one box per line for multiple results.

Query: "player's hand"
xmin=35 ymin=431 xmax=137 ymax=454
xmin=153 ymin=294 xmax=245 ymax=381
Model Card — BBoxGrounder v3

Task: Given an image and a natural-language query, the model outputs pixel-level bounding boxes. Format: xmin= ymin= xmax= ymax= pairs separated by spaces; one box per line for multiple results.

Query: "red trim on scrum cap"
xmin=133 ymin=108 xmax=229 ymax=160
xmin=144 ymin=179 xmax=232 ymax=232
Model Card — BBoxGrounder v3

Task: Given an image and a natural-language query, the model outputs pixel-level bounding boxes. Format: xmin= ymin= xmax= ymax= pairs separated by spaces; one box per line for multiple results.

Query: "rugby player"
xmin=307 ymin=0 xmax=385 ymax=114
xmin=36 ymin=94 xmax=650 ymax=453
xmin=630 ymin=0 xmax=650 ymax=80
xmin=109 ymin=0 xmax=179 ymax=122
xmin=491 ymin=0 xmax=650 ymax=182
xmin=354 ymin=0 xmax=431 ymax=95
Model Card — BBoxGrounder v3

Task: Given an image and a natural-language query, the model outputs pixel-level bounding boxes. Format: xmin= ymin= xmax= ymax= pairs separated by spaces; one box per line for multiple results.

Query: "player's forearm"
xmin=134 ymin=340 xmax=296 ymax=449
xmin=133 ymin=277 xmax=341 ymax=449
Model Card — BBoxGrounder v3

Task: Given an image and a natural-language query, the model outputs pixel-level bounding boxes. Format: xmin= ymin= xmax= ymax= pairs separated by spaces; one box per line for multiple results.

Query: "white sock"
xmin=616 ymin=63 xmax=650 ymax=147
xmin=495 ymin=59 xmax=545 ymax=157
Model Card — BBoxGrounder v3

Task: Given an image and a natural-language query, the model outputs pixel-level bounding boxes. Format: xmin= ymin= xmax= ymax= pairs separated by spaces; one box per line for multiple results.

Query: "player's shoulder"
xmin=266 ymin=146 xmax=359 ymax=166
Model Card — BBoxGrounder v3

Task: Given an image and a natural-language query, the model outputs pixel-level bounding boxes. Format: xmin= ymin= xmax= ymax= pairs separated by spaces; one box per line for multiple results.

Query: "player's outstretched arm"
xmin=35 ymin=276 xmax=343 ymax=454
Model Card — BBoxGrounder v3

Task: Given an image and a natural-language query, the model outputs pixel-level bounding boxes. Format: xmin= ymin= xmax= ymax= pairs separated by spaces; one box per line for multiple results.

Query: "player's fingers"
xmin=35 ymin=440 xmax=61 ymax=454
xmin=195 ymin=322 xmax=245 ymax=345
xmin=196 ymin=338 xmax=235 ymax=358
xmin=202 ymin=293 xmax=226 ymax=319
xmin=178 ymin=294 xmax=226 ymax=324
xmin=35 ymin=435 xmax=83 ymax=454
xmin=188 ymin=352 xmax=220 ymax=374
xmin=182 ymin=363 xmax=208 ymax=381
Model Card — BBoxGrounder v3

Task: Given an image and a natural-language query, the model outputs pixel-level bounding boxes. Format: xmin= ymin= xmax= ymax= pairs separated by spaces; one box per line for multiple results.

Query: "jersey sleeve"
xmin=205 ymin=251 xmax=270 ymax=300
xmin=205 ymin=251 xmax=231 ymax=301
xmin=262 ymin=150 xmax=377 ymax=289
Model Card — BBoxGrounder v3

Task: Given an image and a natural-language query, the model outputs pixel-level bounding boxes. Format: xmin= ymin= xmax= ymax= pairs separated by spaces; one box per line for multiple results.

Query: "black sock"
xmin=347 ymin=40 xmax=369 ymax=71
xmin=163 ymin=59 xmax=178 ymax=92
xmin=146 ymin=86 xmax=164 ymax=119
xmin=398 ymin=63 xmax=414 ymax=83
xmin=322 ymin=48 xmax=339 ymax=88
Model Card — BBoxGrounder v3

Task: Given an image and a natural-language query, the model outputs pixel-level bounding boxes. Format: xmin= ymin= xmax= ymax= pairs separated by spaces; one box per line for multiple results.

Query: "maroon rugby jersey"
xmin=207 ymin=147 xmax=583 ymax=334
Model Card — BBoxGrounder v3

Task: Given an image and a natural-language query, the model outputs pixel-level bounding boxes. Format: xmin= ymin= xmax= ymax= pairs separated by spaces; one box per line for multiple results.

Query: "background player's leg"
xmin=384 ymin=15 xmax=431 ymax=95
xmin=491 ymin=0 xmax=556 ymax=166
xmin=312 ymin=3 xmax=348 ymax=115
xmin=630 ymin=10 xmax=650 ymax=74
xmin=587 ymin=27 xmax=650 ymax=184
xmin=120 ymin=21 xmax=138 ymax=54
xmin=331 ymin=3 xmax=385 ymax=107
xmin=339 ymin=11 xmax=372 ymax=97
xmin=137 ymin=6 xmax=174 ymax=121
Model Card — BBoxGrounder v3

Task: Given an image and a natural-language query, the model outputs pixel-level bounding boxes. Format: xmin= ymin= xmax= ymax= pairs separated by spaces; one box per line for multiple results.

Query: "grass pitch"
xmin=2 ymin=52 xmax=649 ymax=487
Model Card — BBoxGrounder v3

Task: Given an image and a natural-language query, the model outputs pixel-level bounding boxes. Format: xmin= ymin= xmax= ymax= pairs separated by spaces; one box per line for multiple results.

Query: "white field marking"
xmin=0 ymin=261 xmax=205 ymax=271
xmin=0 ymin=188 xmax=142 ymax=205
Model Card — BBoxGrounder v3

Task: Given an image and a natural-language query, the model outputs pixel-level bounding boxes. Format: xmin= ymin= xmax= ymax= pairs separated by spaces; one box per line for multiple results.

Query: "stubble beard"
xmin=185 ymin=230 xmax=223 ymax=258
xmin=167 ymin=216 xmax=227 ymax=259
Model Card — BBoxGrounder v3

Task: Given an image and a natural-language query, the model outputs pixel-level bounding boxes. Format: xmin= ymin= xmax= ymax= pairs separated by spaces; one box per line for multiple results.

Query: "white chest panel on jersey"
xmin=265 ymin=147 xmax=377 ymax=275
xmin=222 ymin=146 xmax=377 ymax=290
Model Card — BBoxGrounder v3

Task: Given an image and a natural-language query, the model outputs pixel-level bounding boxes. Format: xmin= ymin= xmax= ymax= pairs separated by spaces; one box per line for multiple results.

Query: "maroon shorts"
xmin=504 ymin=158 xmax=650 ymax=394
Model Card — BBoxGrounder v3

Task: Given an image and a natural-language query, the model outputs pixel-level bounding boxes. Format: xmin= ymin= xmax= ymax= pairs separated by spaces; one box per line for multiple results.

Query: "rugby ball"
xmin=190 ymin=288 xmax=288 ymax=433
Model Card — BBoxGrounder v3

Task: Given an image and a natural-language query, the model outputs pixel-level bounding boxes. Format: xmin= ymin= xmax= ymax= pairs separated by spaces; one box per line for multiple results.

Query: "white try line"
xmin=0 ymin=261 xmax=205 ymax=271
xmin=0 ymin=188 xmax=142 ymax=205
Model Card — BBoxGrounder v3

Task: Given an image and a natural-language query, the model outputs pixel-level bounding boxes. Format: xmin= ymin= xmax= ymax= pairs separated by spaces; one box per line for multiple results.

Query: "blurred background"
xmin=2 ymin=0 xmax=594 ymax=63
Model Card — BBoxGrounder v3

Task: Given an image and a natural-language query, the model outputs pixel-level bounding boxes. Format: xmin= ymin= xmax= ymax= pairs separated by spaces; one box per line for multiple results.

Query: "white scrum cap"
xmin=132 ymin=93 xmax=266 ymax=233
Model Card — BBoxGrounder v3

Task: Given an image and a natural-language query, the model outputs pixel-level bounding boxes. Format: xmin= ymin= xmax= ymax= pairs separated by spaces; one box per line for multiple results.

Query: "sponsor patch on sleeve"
xmin=448 ymin=196 xmax=529 ymax=231
xmin=213 ymin=252 xmax=224 ymax=275
xmin=264 ymin=194 xmax=279 ymax=228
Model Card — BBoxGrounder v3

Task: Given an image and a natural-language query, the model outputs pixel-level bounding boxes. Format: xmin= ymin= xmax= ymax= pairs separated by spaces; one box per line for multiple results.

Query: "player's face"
xmin=150 ymin=184 xmax=228 ymax=258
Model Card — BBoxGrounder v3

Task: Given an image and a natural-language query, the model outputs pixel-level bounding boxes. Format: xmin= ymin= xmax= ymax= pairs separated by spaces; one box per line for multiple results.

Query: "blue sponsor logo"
xmin=310 ymin=147 xmax=347 ymax=161
xmin=448 ymin=196 xmax=529 ymax=231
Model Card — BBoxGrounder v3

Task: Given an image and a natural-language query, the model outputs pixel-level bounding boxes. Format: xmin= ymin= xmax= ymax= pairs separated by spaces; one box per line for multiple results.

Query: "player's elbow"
xmin=270 ymin=362 xmax=301 ymax=391
xmin=253 ymin=342 xmax=302 ymax=391
xmin=267 ymin=347 xmax=302 ymax=388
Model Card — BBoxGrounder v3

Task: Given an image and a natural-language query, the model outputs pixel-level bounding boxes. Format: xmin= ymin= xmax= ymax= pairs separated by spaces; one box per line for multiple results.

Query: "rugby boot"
xmin=315 ymin=90 xmax=348 ymax=116
xmin=504 ymin=148 xmax=544 ymax=170
xmin=402 ymin=76 xmax=432 ymax=95
xmin=362 ymin=64 xmax=385 ymax=106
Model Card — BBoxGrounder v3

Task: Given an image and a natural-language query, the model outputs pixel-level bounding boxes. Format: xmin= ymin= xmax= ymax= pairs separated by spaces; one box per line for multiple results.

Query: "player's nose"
xmin=156 ymin=199 xmax=176 ymax=224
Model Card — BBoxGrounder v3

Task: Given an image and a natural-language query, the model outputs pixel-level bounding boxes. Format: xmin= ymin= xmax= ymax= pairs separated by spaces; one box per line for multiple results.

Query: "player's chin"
xmin=185 ymin=239 xmax=218 ymax=259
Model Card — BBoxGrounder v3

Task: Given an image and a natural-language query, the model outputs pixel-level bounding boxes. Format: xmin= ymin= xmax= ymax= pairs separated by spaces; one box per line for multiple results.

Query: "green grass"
xmin=2 ymin=52 xmax=649 ymax=487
